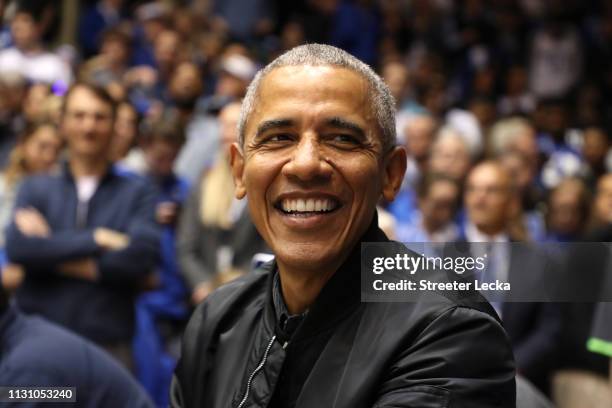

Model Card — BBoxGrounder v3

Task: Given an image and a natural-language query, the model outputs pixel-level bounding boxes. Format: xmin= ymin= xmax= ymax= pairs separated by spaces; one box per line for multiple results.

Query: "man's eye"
xmin=266 ymin=134 xmax=293 ymax=143
xmin=330 ymin=134 xmax=360 ymax=145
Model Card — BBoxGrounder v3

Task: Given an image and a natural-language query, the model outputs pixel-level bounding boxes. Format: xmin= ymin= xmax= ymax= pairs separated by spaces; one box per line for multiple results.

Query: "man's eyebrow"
xmin=255 ymin=119 xmax=294 ymax=138
xmin=325 ymin=117 xmax=366 ymax=139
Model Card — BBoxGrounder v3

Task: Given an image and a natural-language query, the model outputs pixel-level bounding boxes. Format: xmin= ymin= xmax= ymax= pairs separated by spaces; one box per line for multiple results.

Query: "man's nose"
xmin=81 ymin=115 xmax=97 ymax=132
xmin=282 ymin=135 xmax=332 ymax=182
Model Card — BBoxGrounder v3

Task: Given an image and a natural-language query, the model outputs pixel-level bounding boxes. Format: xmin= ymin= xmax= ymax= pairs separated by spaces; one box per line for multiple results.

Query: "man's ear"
xmin=230 ymin=142 xmax=246 ymax=199
xmin=382 ymin=146 xmax=407 ymax=202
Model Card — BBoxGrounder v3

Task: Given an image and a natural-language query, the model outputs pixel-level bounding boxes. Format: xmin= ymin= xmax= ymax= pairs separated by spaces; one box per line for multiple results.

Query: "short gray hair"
xmin=238 ymin=44 xmax=397 ymax=152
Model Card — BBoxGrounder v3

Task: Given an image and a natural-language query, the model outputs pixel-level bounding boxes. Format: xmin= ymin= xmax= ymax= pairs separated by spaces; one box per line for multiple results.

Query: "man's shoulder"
xmin=1 ymin=312 xmax=93 ymax=379
xmin=1 ymin=311 xmax=154 ymax=407
xmin=107 ymin=167 xmax=157 ymax=196
xmin=19 ymin=173 xmax=64 ymax=192
xmin=188 ymin=266 xmax=271 ymax=330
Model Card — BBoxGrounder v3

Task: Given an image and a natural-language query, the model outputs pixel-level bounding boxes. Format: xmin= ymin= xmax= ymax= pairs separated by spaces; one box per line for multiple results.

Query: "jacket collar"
xmin=61 ymin=160 xmax=117 ymax=184
xmin=264 ymin=212 xmax=388 ymax=343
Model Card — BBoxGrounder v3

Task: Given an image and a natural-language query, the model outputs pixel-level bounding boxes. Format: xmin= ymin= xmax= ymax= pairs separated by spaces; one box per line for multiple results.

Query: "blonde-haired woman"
xmin=177 ymin=102 xmax=267 ymax=304
xmin=0 ymin=121 xmax=63 ymax=289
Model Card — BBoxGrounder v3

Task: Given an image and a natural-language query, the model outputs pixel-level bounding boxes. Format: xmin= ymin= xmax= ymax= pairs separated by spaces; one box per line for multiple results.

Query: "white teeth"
xmin=280 ymin=198 xmax=337 ymax=213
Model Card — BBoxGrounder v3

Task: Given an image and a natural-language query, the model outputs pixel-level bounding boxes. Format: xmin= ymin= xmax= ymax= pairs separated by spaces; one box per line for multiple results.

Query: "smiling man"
xmin=171 ymin=44 xmax=516 ymax=408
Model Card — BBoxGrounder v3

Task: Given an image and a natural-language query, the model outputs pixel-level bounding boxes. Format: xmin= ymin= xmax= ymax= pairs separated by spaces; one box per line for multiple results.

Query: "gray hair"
xmin=238 ymin=44 xmax=397 ymax=152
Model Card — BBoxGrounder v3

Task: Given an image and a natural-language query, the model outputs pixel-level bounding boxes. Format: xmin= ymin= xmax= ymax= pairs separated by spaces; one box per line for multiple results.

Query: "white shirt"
xmin=465 ymin=222 xmax=510 ymax=282
xmin=465 ymin=222 xmax=510 ymax=316
xmin=76 ymin=176 xmax=99 ymax=203
xmin=75 ymin=176 xmax=99 ymax=227
xmin=0 ymin=47 xmax=72 ymax=85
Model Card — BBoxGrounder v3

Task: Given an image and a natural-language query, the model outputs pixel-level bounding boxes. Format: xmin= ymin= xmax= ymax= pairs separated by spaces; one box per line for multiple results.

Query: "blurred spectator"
xmin=4 ymin=82 xmax=160 ymax=369
xmin=445 ymin=108 xmax=484 ymax=157
xmin=498 ymin=149 xmax=546 ymax=242
xmin=167 ymin=61 xmax=204 ymax=122
xmin=462 ymin=161 xmax=562 ymax=394
xmin=535 ymin=99 xmax=584 ymax=190
xmin=0 ymin=3 xmax=72 ymax=85
xmin=488 ymin=117 xmax=539 ymax=164
xmin=545 ymin=177 xmax=591 ymax=242
xmin=387 ymin=112 xmax=437 ymax=224
xmin=131 ymin=1 xmax=171 ymax=68
xmin=382 ymin=59 xmax=411 ymax=108
xmin=80 ymin=27 xmax=132 ymax=100
xmin=177 ymin=102 xmax=267 ymax=305
xmin=175 ymin=52 xmax=257 ymax=184
xmin=21 ymin=82 xmax=51 ymax=124
xmin=0 ymin=121 xmax=62 ymax=292
xmin=0 ymin=121 xmax=62 ymax=249
xmin=133 ymin=115 xmax=189 ymax=407
xmin=400 ymin=112 xmax=437 ymax=184
xmin=497 ymin=65 xmax=536 ymax=116
xmin=528 ymin=7 xmax=582 ymax=99
xmin=110 ymin=100 xmax=141 ymax=166
xmin=463 ymin=161 xmax=517 ymax=240
xmin=396 ymin=172 xmax=460 ymax=243
xmin=293 ymin=0 xmax=339 ymax=45
xmin=0 ymin=287 xmax=155 ymax=408
xmin=125 ymin=28 xmax=185 ymax=114
xmin=0 ymin=72 xmax=27 ymax=167
xmin=279 ymin=20 xmax=305 ymax=54
xmin=429 ymin=126 xmax=473 ymax=183
xmin=78 ymin=0 xmax=126 ymax=58
xmin=591 ymin=173 xmax=612 ymax=230
xmin=580 ymin=127 xmax=611 ymax=189
xmin=329 ymin=0 xmax=381 ymax=66
xmin=210 ymin=0 xmax=274 ymax=43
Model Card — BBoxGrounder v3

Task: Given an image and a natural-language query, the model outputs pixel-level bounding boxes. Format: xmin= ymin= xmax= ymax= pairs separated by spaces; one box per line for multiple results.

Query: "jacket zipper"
xmin=236 ymin=335 xmax=277 ymax=408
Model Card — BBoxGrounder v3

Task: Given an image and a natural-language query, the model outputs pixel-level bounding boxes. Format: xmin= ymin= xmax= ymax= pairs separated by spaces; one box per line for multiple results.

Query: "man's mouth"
xmin=274 ymin=197 xmax=341 ymax=217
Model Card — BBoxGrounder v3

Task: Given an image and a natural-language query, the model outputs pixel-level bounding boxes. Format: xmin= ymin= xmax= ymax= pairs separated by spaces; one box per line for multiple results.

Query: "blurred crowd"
xmin=0 ymin=0 xmax=611 ymax=407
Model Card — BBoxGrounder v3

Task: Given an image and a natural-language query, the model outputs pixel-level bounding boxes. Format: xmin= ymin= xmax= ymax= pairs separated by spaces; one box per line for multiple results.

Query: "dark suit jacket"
xmin=451 ymin=239 xmax=562 ymax=395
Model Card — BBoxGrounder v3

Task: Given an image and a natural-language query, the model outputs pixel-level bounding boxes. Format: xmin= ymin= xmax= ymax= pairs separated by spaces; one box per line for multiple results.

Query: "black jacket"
xmin=171 ymin=219 xmax=516 ymax=407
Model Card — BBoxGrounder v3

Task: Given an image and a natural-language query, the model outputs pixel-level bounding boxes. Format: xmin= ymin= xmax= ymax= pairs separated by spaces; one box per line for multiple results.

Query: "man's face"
xmin=232 ymin=66 xmax=405 ymax=273
xmin=500 ymin=153 xmax=533 ymax=193
xmin=154 ymin=30 xmax=180 ymax=72
xmin=549 ymin=186 xmax=583 ymax=236
xmin=23 ymin=125 xmax=62 ymax=173
xmin=145 ymin=139 xmax=180 ymax=177
xmin=110 ymin=103 xmax=138 ymax=161
xmin=62 ymin=87 xmax=114 ymax=159
xmin=420 ymin=180 xmax=459 ymax=232
xmin=595 ymin=175 xmax=612 ymax=224
xmin=465 ymin=164 xmax=512 ymax=234
xmin=403 ymin=115 xmax=435 ymax=162
xmin=23 ymin=84 xmax=50 ymax=122
xmin=11 ymin=12 xmax=39 ymax=50
xmin=169 ymin=63 xmax=203 ymax=103
xmin=429 ymin=135 xmax=471 ymax=181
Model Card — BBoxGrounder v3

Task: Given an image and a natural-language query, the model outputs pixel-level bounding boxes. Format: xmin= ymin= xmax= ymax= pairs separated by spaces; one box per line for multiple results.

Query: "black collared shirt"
xmin=272 ymin=270 xmax=307 ymax=340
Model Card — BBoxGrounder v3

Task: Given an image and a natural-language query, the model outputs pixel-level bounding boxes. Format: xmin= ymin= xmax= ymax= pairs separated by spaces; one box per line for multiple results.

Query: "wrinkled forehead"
xmin=248 ymin=65 xmax=378 ymax=134
xmin=261 ymin=65 xmax=370 ymax=104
